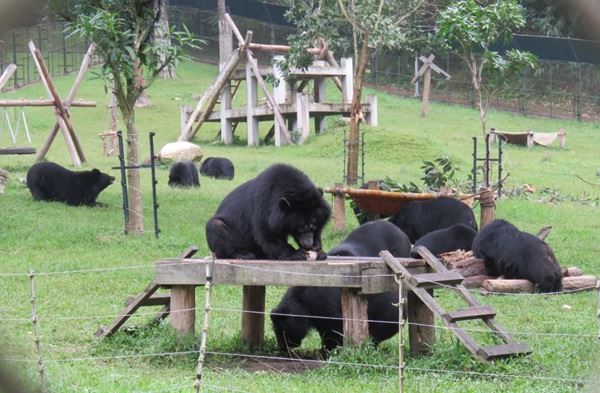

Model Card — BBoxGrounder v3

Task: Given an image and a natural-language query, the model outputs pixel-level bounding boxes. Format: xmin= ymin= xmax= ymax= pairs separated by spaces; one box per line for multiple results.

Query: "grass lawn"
xmin=0 ymin=60 xmax=599 ymax=393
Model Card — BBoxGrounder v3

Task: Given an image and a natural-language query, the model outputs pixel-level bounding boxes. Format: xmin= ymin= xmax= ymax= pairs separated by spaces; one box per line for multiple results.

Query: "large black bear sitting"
xmin=411 ymin=223 xmax=477 ymax=257
xmin=168 ymin=160 xmax=199 ymax=187
xmin=472 ymin=219 xmax=562 ymax=293
xmin=270 ymin=220 xmax=411 ymax=351
xmin=205 ymin=164 xmax=331 ymax=260
xmin=26 ymin=162 xmax=114 ymax=206
xmin=200 ymin=157 xmax=234 ymax=180
xmin=388 ymin=197 xmax=477 ymax=243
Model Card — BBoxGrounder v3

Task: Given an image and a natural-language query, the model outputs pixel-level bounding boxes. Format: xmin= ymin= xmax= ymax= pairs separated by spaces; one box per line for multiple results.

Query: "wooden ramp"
xmin=382 ymin=246 xmax=531 ymax=362
xmin=95 ymin=246 xmax=199 ymax=338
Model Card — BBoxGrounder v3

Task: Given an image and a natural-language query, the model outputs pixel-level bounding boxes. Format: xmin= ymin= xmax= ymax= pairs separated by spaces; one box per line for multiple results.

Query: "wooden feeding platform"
xmin=490 ymin=128 xmax=566 ymax=149
xmin=144 ymin=247 xmax=531 ymax=362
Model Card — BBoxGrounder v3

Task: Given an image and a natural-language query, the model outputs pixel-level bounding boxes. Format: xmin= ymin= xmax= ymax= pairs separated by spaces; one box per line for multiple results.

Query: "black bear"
xmin=168 ymin=160 xmax=199 ymax=187
xmin=205 ymin=164 xmax=331 ymax=260
xmin=411 ymin=223 xmax=477 ymax=257
xmin=200 ymin=157 xmax=234 ymax=180
xmin=26 ymin=162 xmax=114 ymax=206
xmin=270 ymin=220 xmax=411 ymax=352
xmin=388 ymin=197 xmax=477 ymax=243
xmin=472 ymin=219 xmax=562 ymax=293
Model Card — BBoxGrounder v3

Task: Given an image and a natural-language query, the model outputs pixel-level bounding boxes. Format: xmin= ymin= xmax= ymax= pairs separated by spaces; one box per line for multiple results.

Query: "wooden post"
xmin=365 ymin=95 xmax=378 ymax=127
xmin=241 ymin=285 xmax=265 ymax=349
xmin=526 ymin=130 xmax=534 ymax=149
xmin=246 ymin=61 xmax=259 ymax=146
xmin=333 ymin=183 xmax=345 ymax=231
xmin=341 ymin=288 xmax=369 ymax=347
xmin=296 ymin=91 xmax=310 ymax=144
xmin=558 ymin=129 xmax=566 ymax=148
xmin=479 ymin=188 xmax=496 ymax=228
xmin=407 ymin=289 xmax=435 ymax=355
xmin=421 ymin=66 xmax=431 ymax=117
xmin=314 ymin=77 xmax=326 ymax=133
xmin=366 ymin=181 xmax=379 ymax=221
xmin=0 ymin=64 xmax=17 ymax=90
xmin=219 ymin=0 xmax=234 ymax=145
xmin=170 ymin=285 xmax=196 ymax=335
xmin=340 ymin=58 xmax=353 ymax=106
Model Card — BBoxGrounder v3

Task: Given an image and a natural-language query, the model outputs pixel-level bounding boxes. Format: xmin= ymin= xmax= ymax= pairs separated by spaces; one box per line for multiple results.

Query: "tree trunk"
xmin=124 ymin=110 xmax=144 ymax=235
xmin=153 ymin=0 xmax=175 ymax=79
xmin=345 ymin=39 xmax=369 ymax=185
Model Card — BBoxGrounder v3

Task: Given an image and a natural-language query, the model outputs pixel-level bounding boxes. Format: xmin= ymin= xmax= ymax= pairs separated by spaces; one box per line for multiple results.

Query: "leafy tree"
xmin=436 ymin=0 xmax=537 ymax=136
xmin=53 ymin=0 xmax=197 ymax=234
xmin=284 ymin=0 xmax=425 ymax=185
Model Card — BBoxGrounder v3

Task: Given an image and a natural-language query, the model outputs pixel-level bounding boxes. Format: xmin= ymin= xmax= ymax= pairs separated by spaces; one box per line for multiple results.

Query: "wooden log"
xmin=562 ymin=275 xmax=598 ymax=291
xmin=0 ymin=99 xmax=96 ymax=107
xmin=246 ymin=61 xmax=259 ymax=146
xmin=462 ymin=274 xmax=496 ymax=288
xmin=407 ymin=290 xmax=435 ymax=355
xmin=247 ymin=42 xmax=322 ymax=55
xmin=483 ymin=279 xmax=535 ymax=293
xmin=365 ymin=95 xmax=378 ymax=126
xmin=479 ymin=188 xmax=495 ymax=228
xmin=241 ymin=285 xmax=265 ymax=349
xmin=333 ymin=183 xmax=345 ymax=231
xmin=562 ymin=267 xmax=583 ymax=277
xmin=219 ymin=10 xmax=234 ymax=145
xmin=341 ymin=288 xmax=369 ymax=347
xmin=170 ymin=285 xmax=196 ymax=335
xmin=0 ymin=64 xmax=17 ymax=90
xmin=421 ymin=67 xmax=431 ymax=117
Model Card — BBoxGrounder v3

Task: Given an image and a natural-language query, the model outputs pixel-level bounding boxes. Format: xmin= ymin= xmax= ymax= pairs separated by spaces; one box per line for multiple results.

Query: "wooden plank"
xmin=246 ymin=61 xmax=259 ymax=146
xmin=0 ymin=64 xmax=17 ymax=90
xmin=170 ymin=285 xmax=196 ymax=335
xmin=142 ymin=293 xmax=171 ymax=307
xmin=287 ymin=65 xmax=347 ymax=78
xmin=241 ymin=285 xmax=265 ymax=349
xmin=0 ymin=147 xmax=36 ymax=155
xmin=313 ymin=77 xmax=325 ymax=133
xmin=340 ymin=58 xmax=353 ymax=105
xmin=296 ymin=92 xmax=310 ymax=144
xmin=0 ymin=99 xmax=96 ymax=107
xmin=365 ymin=95 xmax=378 ymax=126
xmin=410 ymin=54 xmax=433 ymax=84
xmin=410 ymin=271 xmax=463 ymax=289
xmin=477 ymin=343 xmax=531 ymax=361
xmin=407 ymin=290 xmax=435 ymax=355
xmin=341 ymin=288 xmax=369 ymax=347
xmin=333 ymin=183 xmax=346 ymax=231
xmin=443 ymin=306 xmax=496 ymax=322
xmin=421 ymin=67 xmax=431 ymax=117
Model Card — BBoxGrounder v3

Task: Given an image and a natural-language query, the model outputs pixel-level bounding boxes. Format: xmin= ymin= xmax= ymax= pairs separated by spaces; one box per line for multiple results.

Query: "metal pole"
xmin=149 ymin=132 xmax=160 ymax=239
xmin=472 ymin=137 xmax=477 ymax=193
xmin=497 ymin=138 xmax=503 ymax=199
xmin=484 ymin=133 xmax=491 ymax=187
xmin=12 ymin=30 xmax=18 ymax=87
xmin=414 ymin=54 xmax=420 ymax=97
xmin=394 ymin=271 xmax=405 ymax=393
xmin=29 ymin=271 xmax=48 ymax=393
xmin=194 ymin=258 xmax=215 ymax=393
xmin=343 ymin=130 xmax=347 ymax=184
xmin=116 ymin=131 xmax=129 ymax=235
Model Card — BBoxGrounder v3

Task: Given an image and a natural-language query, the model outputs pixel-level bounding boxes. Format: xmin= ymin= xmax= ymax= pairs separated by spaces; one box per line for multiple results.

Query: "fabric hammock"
xmin=491 ymin=129 xmax=566 ymax=148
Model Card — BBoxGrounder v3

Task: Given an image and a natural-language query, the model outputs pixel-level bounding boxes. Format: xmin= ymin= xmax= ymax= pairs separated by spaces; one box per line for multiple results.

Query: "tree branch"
xmin=337 ymin=0 xmax=368 ymax=34
xmin=395 ymin=0 xmax=426 ymax=26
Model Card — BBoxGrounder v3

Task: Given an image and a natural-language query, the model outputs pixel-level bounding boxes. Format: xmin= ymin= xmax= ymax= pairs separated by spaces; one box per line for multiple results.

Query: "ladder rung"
xmin=410 ymin=271 xmax=463 ymax=289
xmin=141 ymin=293 xmax=171 ymax=307
xmin=477 ymin=343 xmax=532 ymax=361
xmin=444 ymin=306 xmax=496 ymax=322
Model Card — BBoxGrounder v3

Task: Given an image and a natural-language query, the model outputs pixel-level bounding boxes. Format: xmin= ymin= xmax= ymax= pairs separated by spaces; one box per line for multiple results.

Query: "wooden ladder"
xmin=382 ymin=246 xmax=531 ymax=362
xmin=95 ymin=246 xmax=199 ymax=338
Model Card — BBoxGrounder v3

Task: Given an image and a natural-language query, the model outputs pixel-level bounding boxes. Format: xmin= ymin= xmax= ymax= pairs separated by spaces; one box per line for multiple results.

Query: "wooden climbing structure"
xmin=381 ymin=247 xmax=531 ymax=361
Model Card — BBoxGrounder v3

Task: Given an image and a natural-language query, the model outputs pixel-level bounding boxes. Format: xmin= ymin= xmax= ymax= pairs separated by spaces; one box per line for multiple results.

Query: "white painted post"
xmin=296 ymin=91 xmax=310 ymax=144
xmin=246 ymin=61 xmax=259 ymax=146
xmin=366 ymin=95 xmax=378 ymax=127
xmin=180 ymin=105 xmax=191 ymax=140
xmin=340 ymin=57 xmax=353 ymax=105
xmin=314 ymin=77 xmax=326 ymax=133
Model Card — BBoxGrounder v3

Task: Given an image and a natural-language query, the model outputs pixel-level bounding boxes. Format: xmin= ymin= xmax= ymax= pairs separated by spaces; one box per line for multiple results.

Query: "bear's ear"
xmin=316 ymin=187 xmax=324 ymax=197
xmin=279 ymin=197 xmax=293 ymax=212
xmin=91 ymin=169 xmax=101 ymax=178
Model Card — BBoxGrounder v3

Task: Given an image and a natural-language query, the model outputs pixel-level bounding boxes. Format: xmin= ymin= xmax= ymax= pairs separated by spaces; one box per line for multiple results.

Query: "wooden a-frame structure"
xmin=411 ymin=55 xmax=450 ymax=117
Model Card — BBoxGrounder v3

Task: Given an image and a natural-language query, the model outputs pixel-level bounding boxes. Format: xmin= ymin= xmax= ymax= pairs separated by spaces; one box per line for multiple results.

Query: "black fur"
xmin=388 ymin=197 xmax=477 ymax=243
xmin=472 ymin=219 xmax=562 ymax=293
xmin=271 ymin=220 xmax=411 ymax=351
xmin=26 ymin=162 xmax=114 ymax=206
xmin=168 ymin=160 xmax=199 ymax=187
xmin=411 ymin=223 xmax=477 ymax=257
xmin=205 ymin=164 xmax=331 ymax=260
xmin=200 ymin=157 xmax=234 ymax=180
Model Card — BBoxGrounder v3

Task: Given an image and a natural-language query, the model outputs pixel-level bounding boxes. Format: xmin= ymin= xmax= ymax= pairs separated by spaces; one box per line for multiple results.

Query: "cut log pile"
xmin=439 ymin=250 xmax=597 ymax=293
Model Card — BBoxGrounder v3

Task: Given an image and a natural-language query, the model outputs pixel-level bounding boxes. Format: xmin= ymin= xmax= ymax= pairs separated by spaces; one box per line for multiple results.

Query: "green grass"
xmin=0 ymin=60 xmax=599 ymax=393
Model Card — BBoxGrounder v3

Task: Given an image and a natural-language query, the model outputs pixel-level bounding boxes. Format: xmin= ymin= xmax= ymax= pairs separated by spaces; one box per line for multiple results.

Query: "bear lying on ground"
xmin=472 ymin=219 xmax=562 ymax=293
xmin=26 ymin=162 xmax=114 ymax=206
xmin=388 ymin=197 xmax=477 ymax=243
xmin=200 ymin=157 xmax=234 ymax=180
xmin=168 ymin=160 xmax=199 ymax=187
xmin=270 ymin=220 xmax=411 ymax=352
xmin=205 ymin=163 xmax=330 ymax=260
xmin=411 ymin=223 xmax=477 ymax=257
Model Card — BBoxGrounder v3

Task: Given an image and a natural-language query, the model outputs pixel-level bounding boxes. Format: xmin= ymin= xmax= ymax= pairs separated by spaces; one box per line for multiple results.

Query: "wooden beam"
xmin=333 ymin=183 xmax=346 ymax=231
xmin=170 ymin=285 xmax=196 ymax=335
xmin=479 ymin=188 xmax=496 ymax=228
xmin=241 ymin=286 xmax=265 ymax=349
xmin=407 ymin=290 xmax=435 ymax=355
xmin=179 ymin=33 xmax=251 ymax=141
xmin=224 ymin=13 xmax=291 ymax=145
xmin=420 ymin=55 xmax=450 ymax=79
xmin=246 ymin=60 xmax=259 ymax=146
xmin=341 ymin=288 xmax=369 ymax=347
xmin=421 ymin=67 xmax=431 ymax=117
xmin=0 ymin=99 xmax=96 ymax=107
xmin=0 ymin=64 xmax=17 ymax=90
